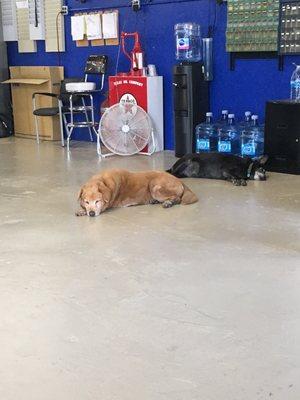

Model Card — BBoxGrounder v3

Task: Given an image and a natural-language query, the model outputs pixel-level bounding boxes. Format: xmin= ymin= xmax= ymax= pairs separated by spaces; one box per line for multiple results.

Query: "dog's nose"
xmin=89 ymin=211 xmax=96 ymax=217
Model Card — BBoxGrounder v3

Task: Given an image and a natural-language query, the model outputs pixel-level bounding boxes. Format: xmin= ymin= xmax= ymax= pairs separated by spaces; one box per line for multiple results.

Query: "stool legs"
xmin=82 ymin=98 xmax=93 ymax=142
xmin=32 ymin=97 xmax=40 ymax=144
xmin=58 ymin=100 xmax=65 ymax=147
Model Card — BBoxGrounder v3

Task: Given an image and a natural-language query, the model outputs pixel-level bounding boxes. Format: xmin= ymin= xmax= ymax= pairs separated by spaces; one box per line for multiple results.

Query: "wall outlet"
xmin=61 ymin=5 xmax=68 ymax=15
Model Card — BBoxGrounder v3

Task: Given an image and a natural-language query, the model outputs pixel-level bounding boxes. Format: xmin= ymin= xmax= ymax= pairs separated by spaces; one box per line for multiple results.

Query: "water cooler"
xmin=173 ymin=23 xmax=210 ymax=157
xmin=173 ymin=62 xmax=209 ymax=157
xmin=264 ymin=100 xmax=300 ymax=175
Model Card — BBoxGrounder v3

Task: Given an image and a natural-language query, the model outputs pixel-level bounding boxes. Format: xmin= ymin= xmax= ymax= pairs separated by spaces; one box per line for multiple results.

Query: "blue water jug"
xmin=241 ymin=115 xmax=264 ymax=157
xmin=241 ymin=131 xmax=256 ymax=158
xmin=218 ymin=114 xmax=239 ymax=154
xmin=219 ymin=110 xmax=229 ymax=126
xmin=290 ymin=63 xmax=300 ymax=101
xmin=175 ymin=23 xmax=202 ymax=62
xmin=251 ymin=115 xmax=264 ymax=157
xmin=195 ymin=112 xmax=217 ymax=153
xmin=239 ymin=111 xmax=252 ymax=132
xmin=240 ymin=111 xmax=253 ymax=156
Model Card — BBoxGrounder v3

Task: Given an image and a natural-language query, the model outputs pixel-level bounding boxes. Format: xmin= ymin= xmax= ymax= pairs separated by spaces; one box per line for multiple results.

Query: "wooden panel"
xmin=76 ymin=39 xmax=89 ymax=47
xmin=9 ymin=66 xmax=63 ymax=78
xmin=3 ymin=78 xmax=49 ymax=85
xmin=7 ymin=66 xmax=64 ymax=140
xmin=91 ymin=39 xmax=104 ymax=47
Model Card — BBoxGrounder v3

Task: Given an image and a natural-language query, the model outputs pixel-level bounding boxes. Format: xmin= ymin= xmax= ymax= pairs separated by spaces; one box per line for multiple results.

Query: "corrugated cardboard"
xmin=3 ymin=78 xmax=49 ymax=85
xmin=2 ymin=66 xmax=64 ymax=140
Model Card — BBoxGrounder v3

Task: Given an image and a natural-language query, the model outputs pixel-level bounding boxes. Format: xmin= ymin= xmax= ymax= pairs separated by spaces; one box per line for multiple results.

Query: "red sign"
xmin=109 ymin=76 xmax=148 ymax=111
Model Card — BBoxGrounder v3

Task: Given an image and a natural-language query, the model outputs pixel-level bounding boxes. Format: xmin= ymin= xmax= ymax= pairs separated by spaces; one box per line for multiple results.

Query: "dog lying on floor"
xmin=76 ymin=169 xmax=198 ymax=217
xmin=167 ymin=153 xmax=268 ymax=186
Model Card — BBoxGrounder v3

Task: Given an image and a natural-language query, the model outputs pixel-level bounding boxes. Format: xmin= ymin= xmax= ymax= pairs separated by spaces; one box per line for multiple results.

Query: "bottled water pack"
xmin=195 ymin=110 xmax=264 ymax=158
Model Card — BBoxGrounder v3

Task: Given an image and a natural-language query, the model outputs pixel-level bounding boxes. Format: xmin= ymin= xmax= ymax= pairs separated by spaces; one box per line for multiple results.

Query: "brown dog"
xmin=76 ymin=169 xmax=198 ymax=217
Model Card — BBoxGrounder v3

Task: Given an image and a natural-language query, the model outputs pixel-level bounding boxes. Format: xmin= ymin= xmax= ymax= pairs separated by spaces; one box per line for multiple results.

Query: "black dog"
xmin=167 ymin=153 xmax=268 ymax=186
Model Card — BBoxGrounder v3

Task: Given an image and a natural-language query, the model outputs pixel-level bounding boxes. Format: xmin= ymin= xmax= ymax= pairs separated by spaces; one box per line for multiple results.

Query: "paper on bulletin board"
xmin=0 ymin=0 xmax=18 ymax=41
xmin=28 ymin=0 xmax=45 ymax=40
xmin=16 ymin=6 xmax=37 ymax=53
xmin=44 ymin=0 xmax=65 ymax=52
xmin=103 ymin=10 xmax=119 ymax=45
xmin=16 ymin=1 xmax=28 ymax=9
xmin=71 ymin=15 xmax=86 ymax=41
xmin=87 ymin=12 xmax=105 ymax=46
xmin=102 ymin=11 xmax=118 ymax=39
xmin=71 ymin=13 xmax=89 ymax=47
xmin=86 ymin=13 xmax=102 ymax=40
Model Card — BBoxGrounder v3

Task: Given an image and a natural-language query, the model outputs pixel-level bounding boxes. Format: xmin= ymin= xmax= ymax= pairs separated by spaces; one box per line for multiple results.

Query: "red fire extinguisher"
xmin=121 ymin=31 xmax=144 ymax=76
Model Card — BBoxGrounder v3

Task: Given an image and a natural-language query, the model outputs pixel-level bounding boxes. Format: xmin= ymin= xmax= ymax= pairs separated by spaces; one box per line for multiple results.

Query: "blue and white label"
xmin=242 ymin=142 xmax=256 ymax=156
xmin=291 ymin=79 xmax=300 ymax=89
xmin=218 ymin=140 xmax=231 ymax=153
xmin=177 ymin=38 xmax=190 ymax=50
xmin=197 ymin=139 xmax=210 ymax=151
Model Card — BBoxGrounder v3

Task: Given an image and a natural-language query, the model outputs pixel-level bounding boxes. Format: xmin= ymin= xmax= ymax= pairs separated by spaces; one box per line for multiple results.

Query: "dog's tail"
xmin=181 ymin=183 xmax=198 ymax=205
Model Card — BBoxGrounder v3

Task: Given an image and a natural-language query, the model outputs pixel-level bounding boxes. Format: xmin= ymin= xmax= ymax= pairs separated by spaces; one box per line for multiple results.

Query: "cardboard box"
xmin=2 ymin=66 xmax=64 ymax=140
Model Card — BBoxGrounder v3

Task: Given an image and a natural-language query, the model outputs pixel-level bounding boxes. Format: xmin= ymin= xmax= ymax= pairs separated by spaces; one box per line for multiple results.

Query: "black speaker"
xmin=265 ymin=100 xmax=300 ymax=175
xmin=173 ymin=62 xmax=209 ymax=157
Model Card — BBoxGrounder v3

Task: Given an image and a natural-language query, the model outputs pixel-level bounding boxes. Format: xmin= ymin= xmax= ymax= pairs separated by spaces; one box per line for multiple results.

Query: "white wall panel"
xmin=28 ymin=0 xmax=45 ymax=40
xmin=44 ymin=0 xmax=65 ymax=52
xmin=1 ymin=0 xmax=18 ymax=41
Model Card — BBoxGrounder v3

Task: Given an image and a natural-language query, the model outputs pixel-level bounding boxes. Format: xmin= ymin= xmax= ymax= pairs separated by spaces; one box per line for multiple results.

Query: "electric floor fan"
xmin=98 ymin=103 xmax=155 ymax=157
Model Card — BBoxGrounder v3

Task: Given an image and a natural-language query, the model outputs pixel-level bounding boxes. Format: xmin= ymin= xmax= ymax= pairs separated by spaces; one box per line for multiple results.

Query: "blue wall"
xmin=7 ymin=0 xmax=300 ymax=150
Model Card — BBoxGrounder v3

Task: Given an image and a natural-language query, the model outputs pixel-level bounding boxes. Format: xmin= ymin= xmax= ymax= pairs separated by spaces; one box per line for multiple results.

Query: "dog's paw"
xmin=232 ymin=179 xmax=241 ymax=186
xmin=241 ymin=179 xmax=247 ymax=186
xmin=149 ymin=199 xmax=160 ymax=205
xmin=75 ymin=209 xmax=87 ymax=217
xmin=162 ymin=200 xmax=174 ymax=208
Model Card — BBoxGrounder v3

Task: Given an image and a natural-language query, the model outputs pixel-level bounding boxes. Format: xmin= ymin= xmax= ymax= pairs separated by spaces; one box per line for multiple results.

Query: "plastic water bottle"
xmin=215 ymin=110 xmax=228 ymax=143
xmin=251 ymin=115 xmax=264 ymax=157
xmin=218 ymin=114 xmax=239 ymax=154
xmin=219 ymin=110 xmax=229 ymax=126
xmin=290 ymin=64 xmax=300 ymax=101
xmin=239 ymin=111 xmax=252 ymax=131
xmin=241 ymin=115 xmax=264 ymax=157
xmin=174 ymin=23 xmax=202 ymax=62
xmin=239 ymin=111 xmax=252 ymax=156
xmin=241 ymin=124 xmax=256 ymax=158
xmin=195 ymin=112 xmax=216 ymax=153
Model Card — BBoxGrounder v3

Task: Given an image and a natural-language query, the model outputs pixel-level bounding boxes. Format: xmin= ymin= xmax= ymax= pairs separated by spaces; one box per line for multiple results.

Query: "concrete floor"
xmin=0 ymin=137 xmax=300 ymax=400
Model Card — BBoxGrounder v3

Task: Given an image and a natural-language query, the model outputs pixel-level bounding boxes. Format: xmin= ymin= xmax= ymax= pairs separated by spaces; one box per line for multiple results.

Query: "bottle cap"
xmin=228 ymin=114 xmax=235 ymax=119
xmin=251 ymin=115 xmax=258 ymax=120
xmin=206 ymin=112 xmax=213 ymax=117
xmin=222 ymin=110 xmax=228 ymax=114
xmin=245 ymin=111 xmax=251 ymax=116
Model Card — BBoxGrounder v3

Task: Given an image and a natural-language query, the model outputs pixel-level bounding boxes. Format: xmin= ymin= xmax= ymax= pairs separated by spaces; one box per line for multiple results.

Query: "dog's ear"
xmin=258 ymin=155 xmax=269 ymax=165
xmin=97 ymin=181 xmax=111 ymax=203
xmin=77 ymin=187 xmax=84 ymax=201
